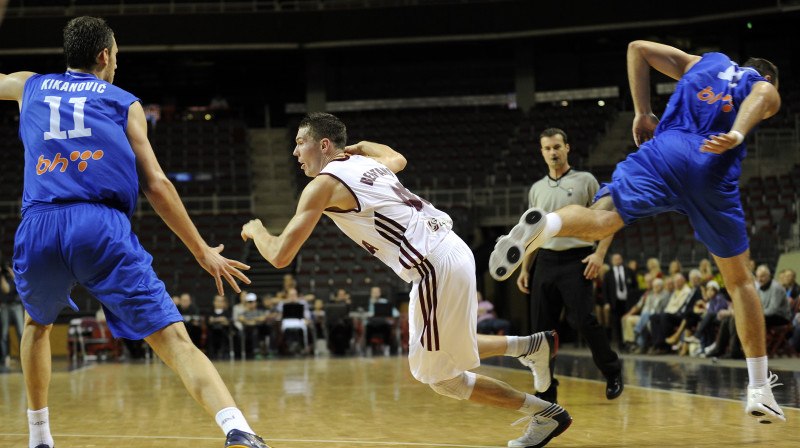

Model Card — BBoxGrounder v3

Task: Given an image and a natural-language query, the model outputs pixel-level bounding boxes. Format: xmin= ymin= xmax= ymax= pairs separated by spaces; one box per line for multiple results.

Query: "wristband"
xmin=730 ymin=130 xmax=744 ymax=146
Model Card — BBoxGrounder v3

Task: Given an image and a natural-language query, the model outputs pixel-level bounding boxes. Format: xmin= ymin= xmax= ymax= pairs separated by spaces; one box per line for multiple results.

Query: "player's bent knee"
xmin=429 ymin=371 xmax=477 ymax=400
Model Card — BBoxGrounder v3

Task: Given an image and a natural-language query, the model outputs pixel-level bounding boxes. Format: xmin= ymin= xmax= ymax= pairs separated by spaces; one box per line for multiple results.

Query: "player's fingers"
xmin=229 ymin=267 xmax=252 ymax=284
xmin=222 ymin=270 xmax=242 ymax=293
xmin=241 ymin=230 xmax=249 ymax=241
xmin=225 ymin=258 xmax=250 ymax=270
xmin=214 ymin=274 xmax=225 ymax=296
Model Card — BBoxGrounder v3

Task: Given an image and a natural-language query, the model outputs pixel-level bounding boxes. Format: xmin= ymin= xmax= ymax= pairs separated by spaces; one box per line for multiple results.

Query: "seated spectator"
xmin=620 ymin=273 xmax=653 ymax=352
xmin=779 ymin=268 xmax=799 ymax=306
xmin=707 ymin=265 xmax=792 ymax=359
xmin=177 ymin=292 xmax=204 ymax=349
xmin=631 ymin=277 xmax=670 ymax=353
xmin=365 ymin=286 xmax=399 ymax=353
xmin=476 ymin=290 xmax=511 ymax=335
xmin=206 ymin=294 xmax=233 ymax=360
xmin=646 ymin=257 xmax=663 ymax=279
xmin=699 ymin=258 xmax=723 ymax=287
xmin=685 ymin=280 xmax=729 ymax=355
xmin=648 ymin=272 xmax=695 ymax=354
xmin=277 ymin=288 xmax=311 ymax=355
xmin=665 ymin=270 xmax=707 ymax=353
xmin=668 ymin=260 xmax=684 ymax=280
xmin=332 ymin=288 xmax=351 ymax=306
xmin=238 ymin=293 xmax=267 ymax=359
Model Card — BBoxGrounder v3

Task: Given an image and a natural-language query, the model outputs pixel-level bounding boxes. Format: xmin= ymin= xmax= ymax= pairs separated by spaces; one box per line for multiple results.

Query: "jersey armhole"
xmin=318 ymin=172 xmax=361 ymax=213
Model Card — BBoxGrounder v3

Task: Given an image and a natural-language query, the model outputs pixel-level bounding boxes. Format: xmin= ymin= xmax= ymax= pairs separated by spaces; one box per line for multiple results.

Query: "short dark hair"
xmin=298 ymin=112 xmax=347 ymax=149
xmin=539 ymin=128 xmax=568 ymax=145
xmin=742 ymin=57 xmax=779 ymax=85
xmin=63 ymin=16 xmax=114 ymax=71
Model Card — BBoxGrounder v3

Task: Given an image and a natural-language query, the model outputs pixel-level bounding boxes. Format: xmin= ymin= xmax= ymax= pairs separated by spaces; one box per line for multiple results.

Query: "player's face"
xmin=540 ymin=134 xmax=569 ymax=172
xmin=294 ymin=126 xmax=323 ymax=177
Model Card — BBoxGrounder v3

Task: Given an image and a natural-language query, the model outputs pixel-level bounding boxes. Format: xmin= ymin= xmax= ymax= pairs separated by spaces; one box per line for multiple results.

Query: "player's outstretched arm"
xmin=700 ymin=81 xmax=781 ymax=154
xmin=0 ymin=71 xmax=35 ymax=103
xmin=242 ymin=175 xmax=341 ymax=268
xmin=344 ymin=141 xmax=407 ymax=173
xmin=127 ymin=101 xmax=250 ymax=294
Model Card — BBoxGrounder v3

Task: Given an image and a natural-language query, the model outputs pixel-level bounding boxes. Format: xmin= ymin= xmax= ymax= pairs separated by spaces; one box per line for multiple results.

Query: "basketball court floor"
xmin=0 ymin=348 xmax=797 ymax=447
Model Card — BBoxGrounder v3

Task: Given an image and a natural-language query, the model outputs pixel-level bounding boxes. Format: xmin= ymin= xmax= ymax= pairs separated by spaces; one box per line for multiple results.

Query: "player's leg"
xmin=714 ymin=251 xmax=785 ymax=423
xmin=553 ymin=196 xmax=625 ymax=242
xmin=21 ymin=314 xmax=55 ymax=448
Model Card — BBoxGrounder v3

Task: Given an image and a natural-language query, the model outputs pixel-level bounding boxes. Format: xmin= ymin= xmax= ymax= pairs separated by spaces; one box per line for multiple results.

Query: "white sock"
xmin=746 ymin=356 xmax=769 ymax=388
xmin=518 ymin=393 xmax=549 ymax=414
xmin=544 ymin=212 xmax=562 ymax=238
xmin=215 ymin=407 xmax=255 ymax=436
xmin=28 ymin=407 xmax=54 ymax=448
xmin=505 ymin=336 xmax=520 ymax=356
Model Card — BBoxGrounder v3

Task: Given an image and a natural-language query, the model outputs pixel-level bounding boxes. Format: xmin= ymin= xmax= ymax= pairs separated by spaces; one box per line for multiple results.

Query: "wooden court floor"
xmin=0 ymin=355 xmax=797 ymax=448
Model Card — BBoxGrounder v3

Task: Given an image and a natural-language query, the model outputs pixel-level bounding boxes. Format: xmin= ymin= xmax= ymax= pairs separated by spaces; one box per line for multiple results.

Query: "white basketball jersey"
xmin=319 ymin=155 xmax=453 ymax=283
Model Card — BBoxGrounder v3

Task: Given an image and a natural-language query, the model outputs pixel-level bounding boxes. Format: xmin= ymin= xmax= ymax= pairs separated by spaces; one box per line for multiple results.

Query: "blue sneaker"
xmin=224 ymin=429 xmax=271 ymax=448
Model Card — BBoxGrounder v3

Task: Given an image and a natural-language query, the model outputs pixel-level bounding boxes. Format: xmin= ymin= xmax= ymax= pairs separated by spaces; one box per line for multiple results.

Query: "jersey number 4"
xmin=43 ymin=96 xmax=92 ymax=141
xmin=391 ymin=182 xmax=430 ymax=211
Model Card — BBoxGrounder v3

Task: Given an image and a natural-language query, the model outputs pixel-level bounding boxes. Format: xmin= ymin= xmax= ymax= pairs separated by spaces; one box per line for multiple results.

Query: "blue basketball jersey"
xmin=655 ymin=52 xmax=768 ymax=160
xmin=19 ymin=71 xmax=141 ymax=217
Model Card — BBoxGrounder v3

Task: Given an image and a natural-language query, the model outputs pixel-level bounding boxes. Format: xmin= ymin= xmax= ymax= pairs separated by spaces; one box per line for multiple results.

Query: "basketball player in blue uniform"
xmin=490 ymin=40 xmax=785 ymax=423
xmin=0 ymin=17 xmax=270 ymax=448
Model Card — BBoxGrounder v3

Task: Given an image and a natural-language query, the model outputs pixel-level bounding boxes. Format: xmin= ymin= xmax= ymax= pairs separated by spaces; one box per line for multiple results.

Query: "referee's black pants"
xmin=530 ymin=248 xmax=622 ymax=389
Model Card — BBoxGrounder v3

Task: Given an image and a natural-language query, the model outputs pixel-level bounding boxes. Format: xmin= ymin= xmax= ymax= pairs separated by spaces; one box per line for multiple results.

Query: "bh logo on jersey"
xmin=696 ymin=86 xmax=733 ymax=112
xmin=36 ymin=150 xmax=104 ymax=175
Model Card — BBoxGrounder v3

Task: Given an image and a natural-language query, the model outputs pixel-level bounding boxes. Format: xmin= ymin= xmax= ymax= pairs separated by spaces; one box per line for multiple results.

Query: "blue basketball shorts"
xmin=595 ymin=130 xmax=748 ymax=259
xmin=13 ymin=203 xmax=182 ymax=339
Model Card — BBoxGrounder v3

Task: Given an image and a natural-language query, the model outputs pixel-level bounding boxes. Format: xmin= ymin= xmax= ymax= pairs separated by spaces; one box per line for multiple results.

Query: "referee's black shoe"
xmin=489 ymin=207 xmax=548 ymax=281
xmin=606 ymin=371 xmax=624 ymax=400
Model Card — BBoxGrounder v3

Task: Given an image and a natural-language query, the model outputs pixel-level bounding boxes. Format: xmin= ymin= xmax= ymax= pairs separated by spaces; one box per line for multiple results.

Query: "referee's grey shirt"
xmin=528 ymin=168 xmax=599 ymax=251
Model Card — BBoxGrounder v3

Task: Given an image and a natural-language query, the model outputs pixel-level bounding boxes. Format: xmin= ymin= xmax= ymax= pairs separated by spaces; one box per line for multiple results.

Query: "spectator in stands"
xmin=779 ymin=269 xmax=799 ymax=303
xmin=632 ymin=277 xmax=670 ymax=353
xmin=699 ymin=258 xmax=723 ymax=287
xmin=276 ymin=287 xmax=311 ymax=355
xmin=178 ymin=292 xmax=204 ymax=349
xmin=668 ymin=260 xmax=684 ymax=280
xmin=1 ymin=252 xmax=23 ymax=372
xmin=242 ymin=113 xmax=573 ymax=446
xmin=0 ymin=16 xmax=265 ymax=448
xmin=629 ymin=259 xmax=646 ymax=290
xmin=238 ymin=293 xmax=267 ymax=359
xmin=332 ymin=288 xmax=351 ymax=305
xmin=647 ymin=272 xmax=694 ymax=354
xmin=603 ymin=253 xmax=639 ymax=352
xmin=206 ymin=295 xmax=233 ymax=360
xmin=280 ymin=273 xmax=297 ymax=297
xmin=686 ymin=280 xmax=729 ymax=354
xmin=171 ymin=294 xmax=180 ymax=307
xmin=620 ymin=273 xmax=654 ymax=352
xmin=476 ymin=291 xmax=511 ymax=335
xmin=515 ymin=128 xmax=622 ymax=402
xmin=365 ymin=286 xmax=399 ymax=354
xmin=707 ymin=265 xmax=791 ymax=359
xmin=664 ymin=269 xmax=706 ymax=349
xmin=646 ymin=257 xmax=663 ymax=279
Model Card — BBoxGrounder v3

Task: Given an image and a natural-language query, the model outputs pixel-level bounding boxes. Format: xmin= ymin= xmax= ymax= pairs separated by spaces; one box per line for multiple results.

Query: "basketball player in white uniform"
xmin=241 ymin=113 xmax=570 ymax=448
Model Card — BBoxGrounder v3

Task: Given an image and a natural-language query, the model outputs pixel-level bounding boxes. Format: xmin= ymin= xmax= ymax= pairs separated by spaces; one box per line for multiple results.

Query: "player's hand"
xmin=700 ymin=131 xmax=742 ymax=154
xmin=517 ymin=270 xmax=530 ymax=294
xmin=241 ymin=218 xmax=269 ymax=242
xmin=196 ymin=244 xmax=251 ymax=295
xmin=632 ymin=113 xmax=659 ymax=147
xmin=582 ymin=253 xmax=603 ymax=279
xmin=344 ymin=143 xmax=364 ymax=156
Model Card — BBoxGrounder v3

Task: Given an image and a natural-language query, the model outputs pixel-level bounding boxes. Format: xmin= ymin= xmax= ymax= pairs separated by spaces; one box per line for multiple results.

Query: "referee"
xmin=517 ymin=128 xmax=623 ymax=401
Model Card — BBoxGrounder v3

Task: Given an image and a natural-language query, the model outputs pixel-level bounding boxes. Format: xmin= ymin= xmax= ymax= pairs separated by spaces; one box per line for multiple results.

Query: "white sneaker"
xmin=517 ymin=331 xmax=558 ymax=393
xmin=489 ymin=208 xmax=548 ymax=281
xmin=746 ymin=373 xmax=786 ymax=424
xmin=703 ymin=342 xmax=717 ymax=355
xmin=508 ymin=404 xmax=572 ymax=448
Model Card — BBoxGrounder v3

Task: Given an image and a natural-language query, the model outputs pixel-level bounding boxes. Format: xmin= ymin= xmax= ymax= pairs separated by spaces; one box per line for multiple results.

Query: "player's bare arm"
xmin=0 ymin=71 xmax=35 ymax=104
xmin=627 ymin=41 xmax=701 ymax=147
xmin=242 ymin=174 xmax=354 ymax=268
xmin=344 ymin=141 xmax=407 ymax=173
xmin=701 ymin=81 xmax=781 ymax=154
xmin=127 ymin=101 xmax=250 ymax=294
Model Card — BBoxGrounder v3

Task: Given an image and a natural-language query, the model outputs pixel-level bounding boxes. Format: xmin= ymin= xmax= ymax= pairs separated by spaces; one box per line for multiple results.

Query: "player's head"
xmin=295 ymin=112 xmax=348 ymax=177
xmin=539 ymin=128 xmax=570 ymax=172
xmin=63 ymin=16 xmax=118 ymax=83
xmin=742 ymin=57 xmax=779 ymax=87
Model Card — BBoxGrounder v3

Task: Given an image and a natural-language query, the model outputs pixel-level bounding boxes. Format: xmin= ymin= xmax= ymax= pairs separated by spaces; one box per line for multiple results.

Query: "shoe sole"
xmin=489 ymin=208 xmax=547 ymax=281
xmin=748 ymin=408 xmax=786 ymax=424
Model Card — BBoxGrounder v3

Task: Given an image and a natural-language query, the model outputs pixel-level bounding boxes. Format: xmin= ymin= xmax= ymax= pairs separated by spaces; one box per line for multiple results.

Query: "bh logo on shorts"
xmin=36 ymin=150 xmax=104 ymax=175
